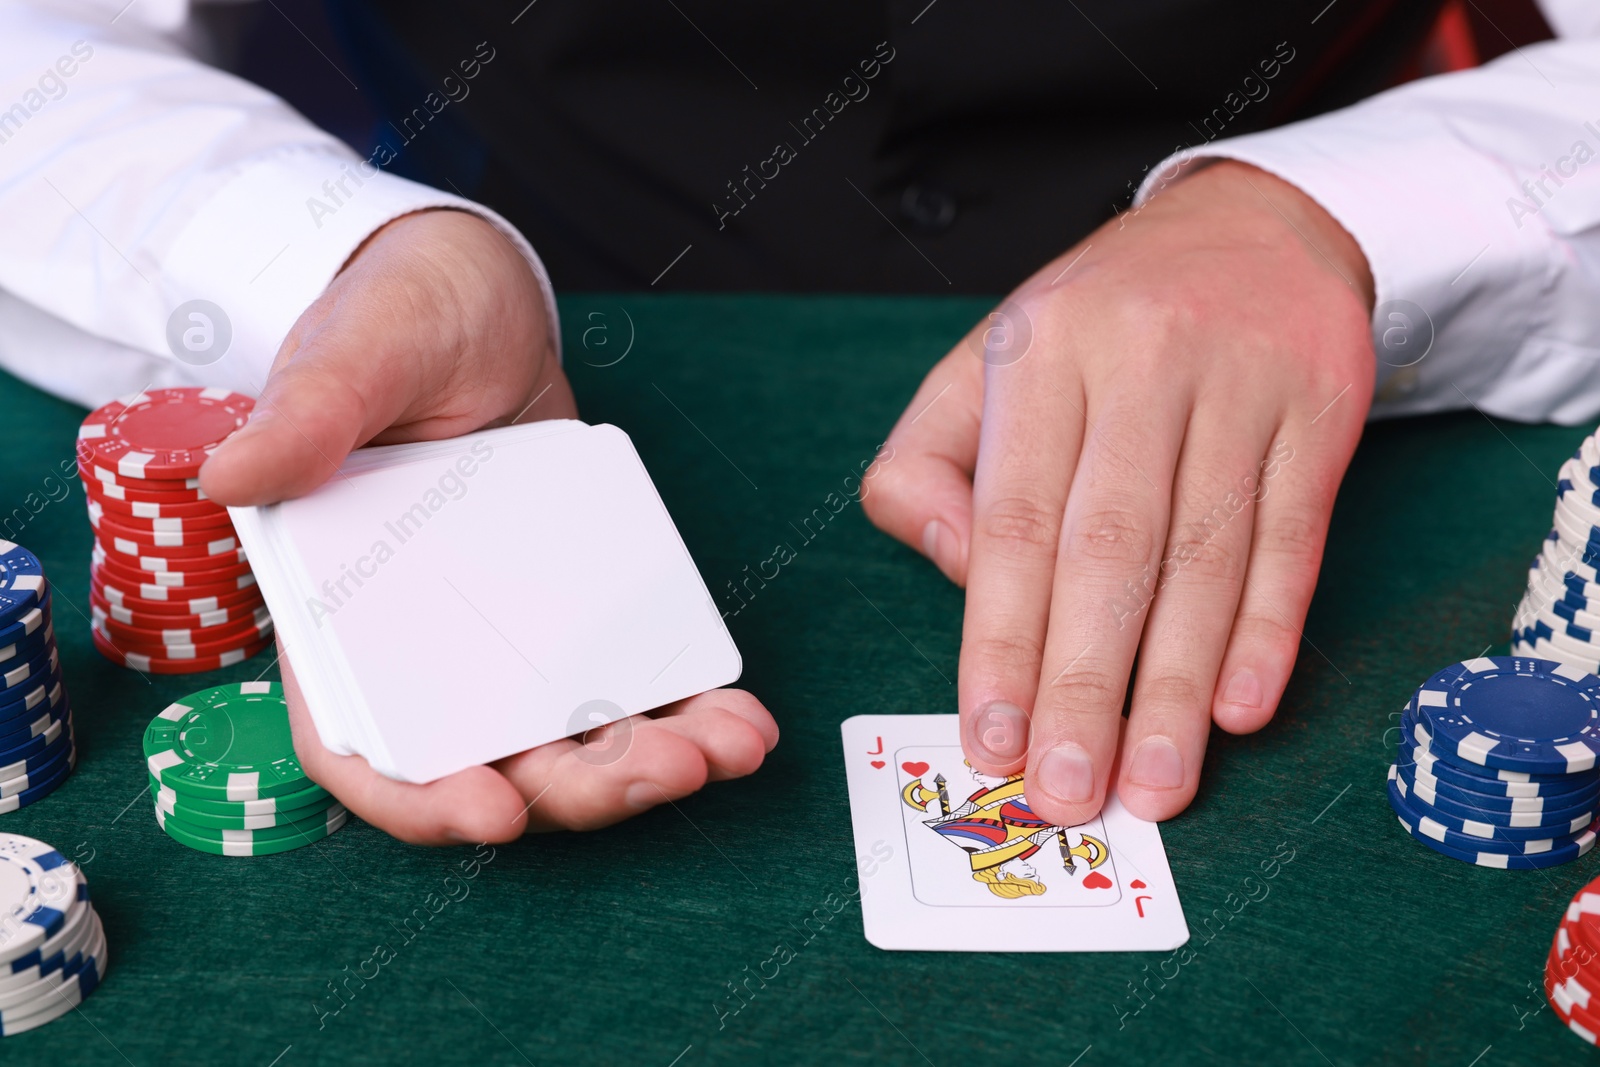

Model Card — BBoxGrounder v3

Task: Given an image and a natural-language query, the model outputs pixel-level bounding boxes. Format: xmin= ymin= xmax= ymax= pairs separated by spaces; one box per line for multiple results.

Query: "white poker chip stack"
xmin=0 ymin=834 xmax=106 ymax=1036
xmin=1513 ymin=433 xmax=1600 ymax=672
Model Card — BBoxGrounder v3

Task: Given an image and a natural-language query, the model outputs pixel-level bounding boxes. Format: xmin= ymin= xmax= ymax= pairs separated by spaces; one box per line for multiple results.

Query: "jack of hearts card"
xmin=842 ymin=714 xmax=1189 ymax=952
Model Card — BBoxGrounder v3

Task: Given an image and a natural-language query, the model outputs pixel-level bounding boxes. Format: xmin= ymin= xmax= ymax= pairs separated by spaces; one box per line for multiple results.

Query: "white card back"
xmin=231 ymin=421 xmax=742 ymax=782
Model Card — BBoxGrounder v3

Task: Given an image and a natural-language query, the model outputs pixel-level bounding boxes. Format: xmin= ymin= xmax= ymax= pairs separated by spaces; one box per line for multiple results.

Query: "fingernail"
xmin=444 ymin=828 xmax=471 ymax=844
xmin=921 ymin=519 xmax=956 ymax=577
xmin=1126 ymin=736 xmax=1185 ymax=790
xmin=624 ymin=782 xmax=658 ymax=811
xmin=972 ymin=701 xmax=1029 ymax=760
xmin=1222 ymin=668 xmax=1263 ymax=708
xmin=1037 ymin=744 xmax=1095 ymax=804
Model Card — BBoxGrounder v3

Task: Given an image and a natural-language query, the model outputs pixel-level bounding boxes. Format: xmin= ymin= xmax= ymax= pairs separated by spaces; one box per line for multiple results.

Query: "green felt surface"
xmin=0 ymin=294 xmax=1590 ymax=1065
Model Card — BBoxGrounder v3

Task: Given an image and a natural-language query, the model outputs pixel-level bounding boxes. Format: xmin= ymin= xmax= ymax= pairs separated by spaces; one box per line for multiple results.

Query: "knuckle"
xmin=968 ymin=631 xmax=1049 ymax=675
xmin=978 ymin=496 xmax=1062 ymax=555
xmin=1137 ymin=672 xmax=1211 ymax=713
xmin=1229 ymin=611 xmax=1302 ymax=659
xmin=1044 ymin=666 xmax=1125 ymax=711
xmin=1164 ymin=523 xmax=1245 ymax=586
xmin=1255 ymin=503 xmax=1328 ymax=566
xmin=1068 ymin=507 xmax=1155 ymax=567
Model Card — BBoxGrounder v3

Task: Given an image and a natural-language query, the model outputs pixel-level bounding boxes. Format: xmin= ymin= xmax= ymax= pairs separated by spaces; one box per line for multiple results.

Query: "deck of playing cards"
xmin=842 ymin=715 xmax=1189 ymax=952
xmin=230 ymin=420 xmax=742 ymax=783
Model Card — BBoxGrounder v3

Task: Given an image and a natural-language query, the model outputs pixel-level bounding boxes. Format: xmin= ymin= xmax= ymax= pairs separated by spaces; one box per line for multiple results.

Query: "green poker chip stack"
xmin=143 ymin=681 xmax=349 ymax=857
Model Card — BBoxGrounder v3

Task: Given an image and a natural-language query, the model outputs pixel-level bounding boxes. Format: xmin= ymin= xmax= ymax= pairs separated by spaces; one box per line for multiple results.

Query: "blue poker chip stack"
xmin=1387 ymin=656 xmax=1600 ymax=869
xmin=1513 ymin=438 xmax=1600 ymax=669
xmin=0 ymin=542 xmax=74 ymax=813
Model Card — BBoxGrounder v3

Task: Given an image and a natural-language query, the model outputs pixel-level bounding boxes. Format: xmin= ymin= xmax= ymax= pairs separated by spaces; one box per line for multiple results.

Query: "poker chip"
xmin=144 ymin=682 xmax=305 ymax=800
xmin=1408 ymin=657 xmax=1600 ymax=774
xmin=1546 ymin=877 xmax=1600 ymax=1046
xmin=0 ymin=835 xmax=106 ymax=1037
xmin=152 ymin=782 xmax=338 ymax=830
xmin=77 ymin=387 xmax=270 ymax=673
xmin=0 ymin=545 xmax=46 ymax=632
xmin=90 ymin=604 xmax=271 ymax=649
xmin=79 ymin=459 xmax=203 ymax=494
xmin=1398 ymin=755 xmax=1600 ymax=811
xmin=85 ymin=498 xmax=233 ymax=534
xmin=93 ymin=576 xmax=261 ymax=613
xmin=149 ymin=775 xmax=330 ymax=817
xmin=0 ymin=620 xmax=53 ymax=667
xmin=0 ymin=596 xmax=48 ymax=652
xmin=77 ymin=386 xmax=253 ymax=479
xmin=0 ymin=673 xmax=62 ymax=721
xmin=1388 ymin=770 xmax=1596 ymax=852
xmin=90 ymin=590 xmax=256 ymax=631
xmin=92 ymin=547 xmax=254 ymax=585
xmin=1386 ymin=658 xmax=1600 ymax=869
xmin=1393 ymin=763 xmax=1599 ymax=833
xmin=84 ymin=480 xmax=213 ymax=512
xmin=91 ymin=622 xmax=273 ymax=662
xmin=92 ymin=540 xmax=248 ymax=572
xmin=0 ymin=835 xmax=80 ymax=965
xmin=142 ymin=682 xmax=349 ymax=856
xmin=91 ymin=629 xmax=270 ymax=674
xmin=156 ymin=806 xmax=348 ymax=857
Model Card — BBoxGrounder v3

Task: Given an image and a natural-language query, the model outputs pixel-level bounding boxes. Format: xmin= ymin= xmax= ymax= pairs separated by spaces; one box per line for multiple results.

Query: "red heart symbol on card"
xmin=870 ymin=760 xmax=885 ymax=769
xmin=1130 ymin=879 xmax=1146 ymax=889
xmin=1083 ymin=871 xmax=1113 ymax=890
xmin=901 ymin=761 xmax=929 ymax=776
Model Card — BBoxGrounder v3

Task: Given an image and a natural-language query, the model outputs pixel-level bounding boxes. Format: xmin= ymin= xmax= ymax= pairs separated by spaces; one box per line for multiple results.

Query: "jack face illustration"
xmin=902 ymin=761 xmax=1108 ymax=899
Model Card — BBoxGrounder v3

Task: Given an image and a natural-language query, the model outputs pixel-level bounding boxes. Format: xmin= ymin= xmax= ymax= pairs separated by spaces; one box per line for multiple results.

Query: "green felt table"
xmin=0 ymin=294 xmax=1589 ymax=1066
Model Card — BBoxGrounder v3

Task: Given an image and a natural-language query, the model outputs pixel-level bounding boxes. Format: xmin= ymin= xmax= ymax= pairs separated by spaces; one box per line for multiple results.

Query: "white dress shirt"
xmin=1 ymin=0 xmax=1595 ymax=427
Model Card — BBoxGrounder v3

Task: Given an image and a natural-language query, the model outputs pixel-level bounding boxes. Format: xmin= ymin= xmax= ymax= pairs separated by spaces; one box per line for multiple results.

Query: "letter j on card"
xmin=841 ymin=715 xmax=1189 ymax=951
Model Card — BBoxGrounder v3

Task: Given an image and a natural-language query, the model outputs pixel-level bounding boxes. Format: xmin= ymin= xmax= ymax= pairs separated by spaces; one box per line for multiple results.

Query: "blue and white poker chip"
xmin=0 ymin=674 xmax=62 ymax=729
xmin=0 ymin=593 xmax=48 ymax=656
xmin=1390 ymin=766 xmax=1596 ymax=841
xmin=0 ymin=546 xmax=44 ymax=634
xmin=1388 ymin=770 xmax=1598 ymax=865
xmin=1396 ymin=757 xmax=1600 ymax=815
xmin=0 ymin=836 xmax=79 ymax=967
xmin=1410 ymin=656 xmax=1600 ymax=774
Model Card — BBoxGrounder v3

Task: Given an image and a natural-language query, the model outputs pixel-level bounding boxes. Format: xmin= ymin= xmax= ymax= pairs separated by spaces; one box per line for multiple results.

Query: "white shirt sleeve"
xmin=1135 ymin=0 xmax=1600 ymax=425
xmin=0 ymin=0 xmax=560 ymax=409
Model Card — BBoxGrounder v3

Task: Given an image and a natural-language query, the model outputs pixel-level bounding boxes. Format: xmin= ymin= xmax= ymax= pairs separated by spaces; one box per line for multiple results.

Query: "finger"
xmin=282 ymin=651 xmax=529 ymax=845
xmin=1212 ymin=429 xmax=1345 ymax=735
xmin=958 ymin=324 xmax=1083 ymax=775
xmin=647 ymin=689 xmax=776 ymax=781
xmin=493 ymin=719 xmax=712 ymax=832
xmin=1024 ymin=393 xmax=1183 ymax=827
xmin=1116 ymin=424 xmax=1270 ymax=820
xmin=200 ymin=307 xmax=426 ymax=506
xmin=861 ymin=345 xmax=983 ymax=585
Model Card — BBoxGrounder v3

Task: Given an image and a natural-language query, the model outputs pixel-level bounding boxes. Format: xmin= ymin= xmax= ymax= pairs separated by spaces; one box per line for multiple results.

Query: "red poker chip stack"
xmin=1547 ymin=876 xmax=1600 ymax=1043
xmin=76 ymin=388 xmax=273 ymax=673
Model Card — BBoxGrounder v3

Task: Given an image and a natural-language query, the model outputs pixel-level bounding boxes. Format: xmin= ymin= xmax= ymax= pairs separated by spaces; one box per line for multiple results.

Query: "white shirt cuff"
xmin=161 ymin=147 xmax=562 ymax=396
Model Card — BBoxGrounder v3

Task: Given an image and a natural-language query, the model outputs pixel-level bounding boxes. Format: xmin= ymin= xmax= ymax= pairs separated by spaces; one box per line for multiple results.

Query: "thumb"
xmin=199 ymin=314 xmax=413 ymax=506
xmin=860 ymin=347 xmax=982 ymax=586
